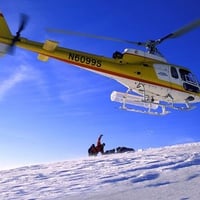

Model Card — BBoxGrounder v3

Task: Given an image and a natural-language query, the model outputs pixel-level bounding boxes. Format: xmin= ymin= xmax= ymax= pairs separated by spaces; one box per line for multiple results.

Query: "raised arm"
xmin=97 ymin=134 xmax=103 ymax=146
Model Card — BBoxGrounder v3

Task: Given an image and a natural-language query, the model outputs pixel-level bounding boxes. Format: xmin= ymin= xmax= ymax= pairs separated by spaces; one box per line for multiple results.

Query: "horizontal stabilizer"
xmin=38 ymin=40 xmax=58 ymax=61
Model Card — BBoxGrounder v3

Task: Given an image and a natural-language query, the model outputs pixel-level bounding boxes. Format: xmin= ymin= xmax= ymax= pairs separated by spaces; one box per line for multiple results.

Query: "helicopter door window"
xmin=170 ymin=66 xmax=179 ymax=79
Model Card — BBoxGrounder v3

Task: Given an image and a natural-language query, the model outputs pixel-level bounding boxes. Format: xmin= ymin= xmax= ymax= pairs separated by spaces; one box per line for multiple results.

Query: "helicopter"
xmin=0 ymin=13 xmax=200 ymax=115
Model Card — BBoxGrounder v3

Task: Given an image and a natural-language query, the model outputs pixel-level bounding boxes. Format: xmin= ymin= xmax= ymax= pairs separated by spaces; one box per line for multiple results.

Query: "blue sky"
xmin=0 ymin=0 xmax=200 ymax=170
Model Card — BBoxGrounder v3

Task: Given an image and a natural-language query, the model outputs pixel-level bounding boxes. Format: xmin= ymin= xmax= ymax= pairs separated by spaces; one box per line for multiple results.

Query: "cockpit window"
xmin=179 ymin=69 xmax=187 ymax=81
xmin=171 ymin=66 xmax=179 ymax=79
xmin=179 ymin=69 xmax=197 ymax=85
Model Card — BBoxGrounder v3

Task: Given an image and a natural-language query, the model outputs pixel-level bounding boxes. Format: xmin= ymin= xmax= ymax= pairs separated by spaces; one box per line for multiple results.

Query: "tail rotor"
xmin=8 ymin=13 xmax=29 ymax=53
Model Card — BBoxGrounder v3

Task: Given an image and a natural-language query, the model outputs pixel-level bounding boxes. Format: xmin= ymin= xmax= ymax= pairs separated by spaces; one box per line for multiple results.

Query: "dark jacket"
xmin=88 ymin=144 xmax=98 ymax=156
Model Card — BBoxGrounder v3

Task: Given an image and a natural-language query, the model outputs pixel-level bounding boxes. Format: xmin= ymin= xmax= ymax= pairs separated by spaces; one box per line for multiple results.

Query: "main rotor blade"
xmin=46 ymin=28 xmax=144 ymax=46
xmin=158 ymin=19 xmax=200 ymax=44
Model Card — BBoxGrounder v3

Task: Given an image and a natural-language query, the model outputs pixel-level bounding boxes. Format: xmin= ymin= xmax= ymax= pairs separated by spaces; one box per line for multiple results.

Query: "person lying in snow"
xmin=116 ymin=146 xmax=135 ymax=153
xmin=88 ymin=134 xmax=105 ymax=156
xmin=103 ymin=146 xmax=135 ymax=155
xmin=103 ymin=149 xmax=115 ymax=155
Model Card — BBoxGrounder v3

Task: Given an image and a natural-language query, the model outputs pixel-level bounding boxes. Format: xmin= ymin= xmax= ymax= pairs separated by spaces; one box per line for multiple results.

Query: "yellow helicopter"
xmin=0 ymin=13 xmax=200 ymax=115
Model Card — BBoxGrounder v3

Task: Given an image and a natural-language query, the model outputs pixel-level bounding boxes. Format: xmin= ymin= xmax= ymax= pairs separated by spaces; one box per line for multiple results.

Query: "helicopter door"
xmin=153 ymin=64 xmax=171 ymax=96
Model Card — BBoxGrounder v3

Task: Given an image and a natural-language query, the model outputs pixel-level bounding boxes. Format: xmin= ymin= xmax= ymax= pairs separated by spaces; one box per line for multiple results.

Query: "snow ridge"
xmin=1 ymin=142 xmax=200 ymax=200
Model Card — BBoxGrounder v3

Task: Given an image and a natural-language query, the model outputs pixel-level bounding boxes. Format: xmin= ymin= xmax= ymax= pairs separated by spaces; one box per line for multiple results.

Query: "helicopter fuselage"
xmin=0 ymin=12 xmax=200 ymax=115
xmin=1 ymin=36 xmax=200 ymax=112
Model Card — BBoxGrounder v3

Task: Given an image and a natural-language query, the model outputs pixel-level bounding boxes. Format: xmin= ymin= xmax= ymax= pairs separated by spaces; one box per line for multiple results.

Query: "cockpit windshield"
xmin=179 ymin=69 xmax=199 ymax=85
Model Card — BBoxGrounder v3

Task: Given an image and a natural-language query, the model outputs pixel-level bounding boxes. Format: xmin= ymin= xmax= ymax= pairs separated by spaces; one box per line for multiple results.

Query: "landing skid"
xmin=120 ymin=104 xmax=169 ymax=116
xmin=111 ymin=90 xmax=195 ymax=116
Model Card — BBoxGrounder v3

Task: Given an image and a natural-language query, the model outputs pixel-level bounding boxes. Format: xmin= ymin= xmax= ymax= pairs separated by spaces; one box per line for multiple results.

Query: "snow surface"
xmin=1 ymin=143 xmax=200 ymax=200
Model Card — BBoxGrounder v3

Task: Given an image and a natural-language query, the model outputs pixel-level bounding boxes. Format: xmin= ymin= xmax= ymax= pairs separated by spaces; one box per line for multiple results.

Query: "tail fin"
xmin=0 ymin=13 xmax=12 ymax=38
